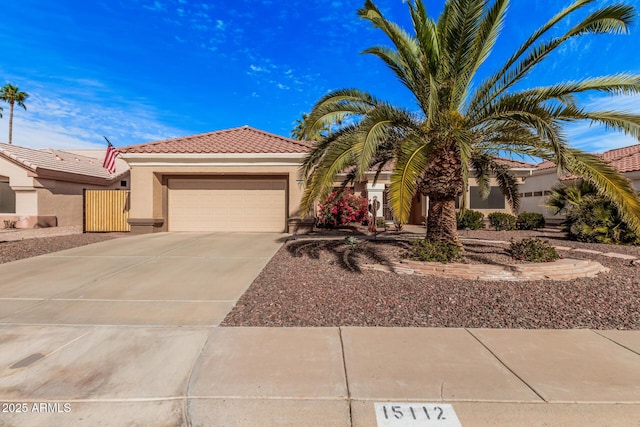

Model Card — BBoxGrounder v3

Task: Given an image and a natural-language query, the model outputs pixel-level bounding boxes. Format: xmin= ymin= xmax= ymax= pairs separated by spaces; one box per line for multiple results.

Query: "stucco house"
xmin=519 ymin=143 xmax=640 ymax=222
xmin=120 ymin=126 xmax=540 ymax=233
xmin=0 ymin=143 xmax=129 ymax=228
xmin=119 ymin=126 xmax=311 ymax=234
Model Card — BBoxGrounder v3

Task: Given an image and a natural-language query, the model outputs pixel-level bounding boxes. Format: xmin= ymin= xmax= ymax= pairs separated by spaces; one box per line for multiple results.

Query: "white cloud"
xmin=563 ymin=93 xmax=640 ymax=152
xmin=0 ymin=79 xmax=187 ymax=149
xmin=143 ymin=0 xmax=165 ymax=12
xmin=249 ymin=64 xmax=268 ymax=73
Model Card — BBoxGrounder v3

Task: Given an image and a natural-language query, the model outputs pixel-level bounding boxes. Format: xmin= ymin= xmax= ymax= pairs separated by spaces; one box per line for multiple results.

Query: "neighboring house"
xmin=0 ymin=143 xmax=130 ymax=228
xmin=338 ymin=157 xmax=536 ymax=225
xmin=120 ymin=125 xmax=538 ymax=233
xmin=119 ymin=126 xmax=311 ymax=233
xmin=519 ymin=143 xmax=640 ymax=222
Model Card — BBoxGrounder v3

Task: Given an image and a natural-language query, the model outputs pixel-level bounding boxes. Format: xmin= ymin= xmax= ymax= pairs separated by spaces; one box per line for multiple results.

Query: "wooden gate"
xmin=84 ymin=189 xmax=130 ymax=232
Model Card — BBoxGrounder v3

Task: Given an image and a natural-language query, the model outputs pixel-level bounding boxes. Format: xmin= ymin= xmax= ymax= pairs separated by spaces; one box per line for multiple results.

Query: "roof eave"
xmin=29 ymin=168 xmax=125 ymax=186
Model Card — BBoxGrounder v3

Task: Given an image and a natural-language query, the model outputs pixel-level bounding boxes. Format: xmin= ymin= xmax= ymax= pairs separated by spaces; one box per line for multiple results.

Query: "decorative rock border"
xmin=461 ymin=238 xmax=639 ymax=262
xmin=364 ymin=258 xmax=610 ymax=281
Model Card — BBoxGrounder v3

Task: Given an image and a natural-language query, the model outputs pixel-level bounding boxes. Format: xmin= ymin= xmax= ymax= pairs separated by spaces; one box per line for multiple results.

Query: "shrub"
xmin=376 ymin=218 xmax=387 ymax=229
xmin=403 ymin=239 xmax=463 ymax=263
xmin=516 ymin=212 xmax=545 ymax=230
xmin=457 ymin=209 xmax=485 ymax=230
xmin=488 ymin=212 xmax=516 ymax=231
xmin=546 ymin=182 xmax=640 ymax=245
xmin=317 ymin=191 xmax=368 ymax=228
xmin=508 ymin=238 xmax=560 ymax=262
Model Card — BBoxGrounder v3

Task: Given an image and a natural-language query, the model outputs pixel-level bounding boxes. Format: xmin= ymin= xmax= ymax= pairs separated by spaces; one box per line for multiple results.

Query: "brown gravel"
xmin=222 ymin=229 xmax=640 ymax=330
xmin=0 ymin=233 xmax=126 ymax=264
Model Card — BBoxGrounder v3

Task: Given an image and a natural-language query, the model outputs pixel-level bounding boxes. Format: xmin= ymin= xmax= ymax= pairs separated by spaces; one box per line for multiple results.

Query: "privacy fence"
xmin=83 ymin=189 xmax=130 ymax=232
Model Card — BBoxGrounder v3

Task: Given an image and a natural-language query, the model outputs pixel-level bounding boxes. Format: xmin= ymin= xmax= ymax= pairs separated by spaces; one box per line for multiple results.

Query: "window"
xmin=0 ymin=180 xmax=16 ymax=213
xmin=469 ymin=186 xmax=505 ymax=209
xmin=534 ymin=191 xmax=543 ymax=197
xmin=544 ymin=190 xmax=552 ymax=196
xmin=524 ymin=192 xmax=533 ymax=197
xmin=120 ymin=180 xmax=127 ymax=187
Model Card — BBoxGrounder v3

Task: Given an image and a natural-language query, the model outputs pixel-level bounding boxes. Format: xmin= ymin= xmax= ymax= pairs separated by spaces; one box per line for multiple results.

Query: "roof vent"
xmin=55 ymin=155 xmax=62 ymax=161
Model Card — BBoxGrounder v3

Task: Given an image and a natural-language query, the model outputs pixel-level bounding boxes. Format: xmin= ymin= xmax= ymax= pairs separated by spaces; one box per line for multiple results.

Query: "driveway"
xmin=0 ymin=232 xmax=283 ymax=326
xmin=0 ymin=232 xmax=285 ymax=426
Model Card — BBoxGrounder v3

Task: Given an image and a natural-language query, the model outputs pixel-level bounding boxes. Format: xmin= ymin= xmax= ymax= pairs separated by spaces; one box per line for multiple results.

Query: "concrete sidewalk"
xmin=1 ymin=326 xmax=639 ymax=426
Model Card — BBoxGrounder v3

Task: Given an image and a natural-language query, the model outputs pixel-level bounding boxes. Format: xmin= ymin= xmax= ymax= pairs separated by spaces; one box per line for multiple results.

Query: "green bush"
xmin=376 ymin=218 xmax=387 ymax=229
xmin=457 ymin=209 xmax=485 ymax=230
xmin=403 ymin=239 xmax=463 ymax=263
xmin=508 ymin=238 xmax=560 ymax=262
xmin=516 ymin=212 xmax=545 ymax=230
xmin=546 ymin=182 xmax=640 ymax=245
xmin=488 ymin=212 xmax=516 ymax=231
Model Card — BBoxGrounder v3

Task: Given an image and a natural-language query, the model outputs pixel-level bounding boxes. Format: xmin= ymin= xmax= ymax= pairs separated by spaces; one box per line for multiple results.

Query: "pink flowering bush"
xmin=317 ymin=191 xmax=369 ymax=228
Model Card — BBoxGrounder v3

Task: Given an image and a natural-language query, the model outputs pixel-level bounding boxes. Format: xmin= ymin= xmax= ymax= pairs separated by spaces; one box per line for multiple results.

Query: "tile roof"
xmin=364 ymin=156 xmax=536 ymax=174
xmin=536 ymin=144 xmax=640 ymax=174
xmin=600 ymin=144 xmax=640 ymax=173
xmin=493 ymin=157 xmax=537 ymax=169
xmin=119 ymin=126 xmax=312 ymax=154
xmin=0 ymin=143 xmax=127 ymax=182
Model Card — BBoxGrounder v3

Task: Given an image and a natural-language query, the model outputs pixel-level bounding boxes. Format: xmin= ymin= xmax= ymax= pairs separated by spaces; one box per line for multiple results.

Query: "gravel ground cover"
xmin=0 ymin=233 xmax=125 ymax=265
xmin=222 ymin=228 xmax=640 ymax=330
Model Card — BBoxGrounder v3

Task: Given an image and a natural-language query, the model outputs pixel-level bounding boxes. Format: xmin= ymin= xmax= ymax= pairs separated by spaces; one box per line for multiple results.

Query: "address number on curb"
xmin=374 ymin=403 xmax=462 ymax=427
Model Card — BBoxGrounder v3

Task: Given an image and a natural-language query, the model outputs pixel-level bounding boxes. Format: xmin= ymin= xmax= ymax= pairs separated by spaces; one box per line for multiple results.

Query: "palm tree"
xmin=0 ymin=84 xmax=29 ymax=144
xmin=546 ymin=181 xmax=640 ymax=244
xmin=291 ymin=112 xmax=338 ymax=141
xmin=299 ymin=0 xmax=640 ymax=246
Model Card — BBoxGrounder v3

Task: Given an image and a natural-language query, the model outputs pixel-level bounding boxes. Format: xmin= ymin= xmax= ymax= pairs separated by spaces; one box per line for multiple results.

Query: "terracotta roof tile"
xmin=363 ymin=156 xmax=535 ymax=174
xmin=119 ymin=126 xmax=312 ymax=154
xmin=0 ymin=143 xmax=126 ymax=180
xmin=536 ymin=144 xmax=640 ymax=174
xmin=600 ymin=144 xmax=640 ymax=173
xmin=493 ymin=157 xmax=537 ymax=169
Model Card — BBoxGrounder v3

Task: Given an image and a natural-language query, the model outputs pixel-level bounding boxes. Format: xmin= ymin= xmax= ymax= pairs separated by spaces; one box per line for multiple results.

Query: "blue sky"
xmin=1 ymin=0 xmax=639 ymax=153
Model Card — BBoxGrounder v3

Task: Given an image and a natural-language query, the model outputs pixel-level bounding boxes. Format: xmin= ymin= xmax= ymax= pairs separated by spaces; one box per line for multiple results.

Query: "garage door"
xmin=168 ymin=178 xmax=286 ymax=232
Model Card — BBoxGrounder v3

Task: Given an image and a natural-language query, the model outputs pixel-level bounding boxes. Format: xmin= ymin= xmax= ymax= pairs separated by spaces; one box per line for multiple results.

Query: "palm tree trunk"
xmin=419 ymin=146 xmax=463 ymax=246
xmin=8 ymin=101 xmax=14 ymax=144
xmin=426 ymin=195 xmax=460 ymax=246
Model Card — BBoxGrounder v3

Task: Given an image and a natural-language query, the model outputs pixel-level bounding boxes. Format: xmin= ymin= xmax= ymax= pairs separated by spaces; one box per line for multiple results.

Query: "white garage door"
xmin=168 ymin=178 xmax=286 ymax=232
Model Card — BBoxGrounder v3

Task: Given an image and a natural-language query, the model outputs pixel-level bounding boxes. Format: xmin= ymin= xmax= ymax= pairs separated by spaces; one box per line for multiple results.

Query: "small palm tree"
xmin=300 ymin=0 xmax=640 ymax=247
xmin=0 ymin=84 xmax=29 ymax=144
xmin=547 ymin=181 xmax=640 ymax=244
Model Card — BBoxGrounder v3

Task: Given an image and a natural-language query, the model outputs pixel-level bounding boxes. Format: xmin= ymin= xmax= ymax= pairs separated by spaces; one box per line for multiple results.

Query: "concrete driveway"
xmin=0 ymin=232 xmax=285 ymax=426
xmin=0 ymin=232 xmax=283 ymax=326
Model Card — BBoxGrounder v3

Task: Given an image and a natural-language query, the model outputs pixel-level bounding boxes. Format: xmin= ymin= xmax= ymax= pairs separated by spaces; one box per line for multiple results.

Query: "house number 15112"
xmin=374 ymin=403 xmax=462 ymax=427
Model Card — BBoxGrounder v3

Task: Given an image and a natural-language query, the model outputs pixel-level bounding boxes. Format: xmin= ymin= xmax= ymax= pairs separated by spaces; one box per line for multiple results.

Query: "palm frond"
xmin=389 ymin=136 xmax=434 ymax=224
xmin=562 ymin=148 xmax=640 ymax=233
xmin=469 ymin=0 xmax=633 ymax=115
xmin=489 ymin=160 xmax=520 ymax=212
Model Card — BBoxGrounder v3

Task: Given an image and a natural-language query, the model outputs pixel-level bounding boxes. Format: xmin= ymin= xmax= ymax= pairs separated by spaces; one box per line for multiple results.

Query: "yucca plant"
xmin=298 ymin=0 xmax=640 ymax=247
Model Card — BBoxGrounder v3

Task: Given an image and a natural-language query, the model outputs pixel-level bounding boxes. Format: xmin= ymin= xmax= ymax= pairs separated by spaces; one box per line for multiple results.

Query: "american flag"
xmin=102 ymin=136 xmax=119 ymax=174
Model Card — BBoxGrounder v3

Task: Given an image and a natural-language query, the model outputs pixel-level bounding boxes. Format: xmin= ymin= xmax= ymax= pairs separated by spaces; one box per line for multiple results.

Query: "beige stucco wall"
xmin=35 ymin=178 xmax=129 ymax=227
xmin=0 ymin=158 xmax=39 ymax=216
xmin=518 ymin=170 xmax=560 ymax=219
xmin=126 ymin=162 xmax=304 ymax=232
xmin=520 ymin=170 xmax=640 ymax=222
